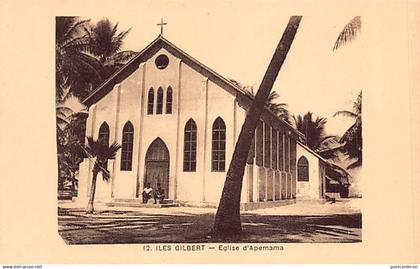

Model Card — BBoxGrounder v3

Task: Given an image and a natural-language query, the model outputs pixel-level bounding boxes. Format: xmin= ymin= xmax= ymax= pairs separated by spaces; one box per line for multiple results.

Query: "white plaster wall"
xmin=203 ymin=80 xmax=236 ymax=203
xmin=78 ymin=84 xmax=120 ymax=202
xmin=296 ymin=144 xmax=321 ymax=199
xmin=319 ymin=161 xmax=326 ymax=198
xmin=111 ymin=67 xmax=143 ymax=199
xmin=91 ymin=84 xmax=120 ymax=201
xmin=77 ymin=159 xmax=90 ymax=203
xmin=176 ymin=62 xmax=207 ymax=202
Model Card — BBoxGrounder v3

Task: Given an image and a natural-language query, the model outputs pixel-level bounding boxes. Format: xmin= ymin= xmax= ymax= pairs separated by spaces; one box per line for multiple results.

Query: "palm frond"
xmin=113 ymin=28 xmax=131 ymax=52
xmin=333 ymin=16 xmax=361 ymax=51
xmin=58 ymin=35 xmax=89 ymax=52
xmin=56 ymin=105 xmax=73 ymax=115
xmin=104 ymin=142 xmax=122 ymax=160
xmin=63 ymin=19 xmax=90 ymax=43
xmin=101 ymin=168 xmax=111 ymax=182
xmin=67 ymin=110 xmax=88 ymax=122
xmin=320 ymin=135 xmax=339 ymax=144
xmin=333 ymin=110 xmax=357 ymax=118
xmin=108 ymin=50 xmax=137 ymax=64
xmin=111 ymin=22 xmax=119 ymax=37
xmin=347 ymin=158 xmax=362 ymax=169
xmin=339 ymin=122 xmax=357 ymax=144
xmin=85 ymin=137 xmax=121 ymax=160
xmin=56 ymin=117 xmax=70 ymax=130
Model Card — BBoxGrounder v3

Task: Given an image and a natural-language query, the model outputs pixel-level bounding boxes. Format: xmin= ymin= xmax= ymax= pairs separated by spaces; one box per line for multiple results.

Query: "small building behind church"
xmin=77 ymin=35 xmax=329 ymax=209
xmin=295 ymin=142 xmax=327 ymax=200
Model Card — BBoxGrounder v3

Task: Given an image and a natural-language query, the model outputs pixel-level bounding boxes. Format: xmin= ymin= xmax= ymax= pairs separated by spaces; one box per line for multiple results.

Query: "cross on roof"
xmin=157 ymin=19 xmax=168 ymax=35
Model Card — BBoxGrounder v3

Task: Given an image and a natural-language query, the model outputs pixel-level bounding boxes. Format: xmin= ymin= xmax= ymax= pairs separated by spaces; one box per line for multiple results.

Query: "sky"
xmin=80 ymin=2 xmax=366 ymax=136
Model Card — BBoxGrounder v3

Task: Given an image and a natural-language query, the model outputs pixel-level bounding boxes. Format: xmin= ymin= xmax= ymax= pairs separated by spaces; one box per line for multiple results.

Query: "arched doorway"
xmin=144 ymin=138 xmax=170 ymax=198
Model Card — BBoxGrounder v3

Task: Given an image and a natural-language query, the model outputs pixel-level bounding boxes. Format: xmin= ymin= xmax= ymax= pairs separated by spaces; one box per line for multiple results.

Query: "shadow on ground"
xmin=58 ymin=207 xmax=361 ymax=244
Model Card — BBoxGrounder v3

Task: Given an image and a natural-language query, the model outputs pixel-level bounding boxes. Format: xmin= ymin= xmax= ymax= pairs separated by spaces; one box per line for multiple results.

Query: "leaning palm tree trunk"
xmin=212 ymin=16 xmax=302 ymax=235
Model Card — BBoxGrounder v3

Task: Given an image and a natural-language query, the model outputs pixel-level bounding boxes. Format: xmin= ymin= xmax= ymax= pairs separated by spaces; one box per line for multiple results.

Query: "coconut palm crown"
xmin=84 ymin=18 xmax=137 ymax=75
xmin=334 ymin=91 xmax=362 ymax=169
xmin=56 ymin=17 xmax=106 ymax=100
xmin=229 ymin=79 xmax=290 ymax=123
xmin=293 ymin=112 xmax=337 ymax=152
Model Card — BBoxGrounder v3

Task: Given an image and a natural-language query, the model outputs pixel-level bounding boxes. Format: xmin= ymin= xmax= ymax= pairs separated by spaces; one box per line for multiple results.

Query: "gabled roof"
xmin=297 ymin=141 xmax=350 ymax=178
xmin=297 ymin=141 xmax=328 ymax=163
xmin=82 ymin=35 xmax=248 ymax=106
xmin=82 ymin=34 xmax=303 ymax=138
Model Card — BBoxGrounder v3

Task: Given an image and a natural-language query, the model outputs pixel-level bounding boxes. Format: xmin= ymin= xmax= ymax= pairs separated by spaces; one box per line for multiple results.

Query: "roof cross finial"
xmin=157 ymin=18 xmax=167 ymax=35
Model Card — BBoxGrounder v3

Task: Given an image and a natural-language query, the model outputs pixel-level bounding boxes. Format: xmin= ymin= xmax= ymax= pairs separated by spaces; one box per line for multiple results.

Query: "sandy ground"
xmin=59 ymin=198 xmax=362 ymax=216
xmin=251 ymin=199 xmax=362 ymax=216
xmin=58 ymin=199 xmax=362 ymax=244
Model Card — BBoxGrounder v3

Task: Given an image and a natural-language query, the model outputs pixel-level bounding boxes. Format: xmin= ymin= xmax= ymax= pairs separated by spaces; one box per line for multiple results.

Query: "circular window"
xmin=155 ymin=54 xmax=169 ymax=69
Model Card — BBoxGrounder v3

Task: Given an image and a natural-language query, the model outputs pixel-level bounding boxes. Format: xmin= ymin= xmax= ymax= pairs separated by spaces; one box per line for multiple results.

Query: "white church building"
xmin=77 ymin=35 xmax=327 ymax=208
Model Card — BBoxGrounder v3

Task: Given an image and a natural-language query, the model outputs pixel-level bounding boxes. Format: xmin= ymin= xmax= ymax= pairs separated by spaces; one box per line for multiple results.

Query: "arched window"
xmin=120 ymin=122 xmax=134 ymax=171
xmin=211 ymin=117 xmax=226 ymax=171
xmin=98 ymin=122 xmax=110 ymax=146
xmin=183 ymin=119 xmax=197 ymax=172
xmin=156 ymin=87 xmax=163 ymax=114
xmin=166 ymin=87 xmax=173 ymax=114
xmin=98 ymin=122 xmax=110 ymax=169
xmin=297 ymin=156 xmax=309 ymax=181
xmin=147 ymin=88 xmax=154 ymax=115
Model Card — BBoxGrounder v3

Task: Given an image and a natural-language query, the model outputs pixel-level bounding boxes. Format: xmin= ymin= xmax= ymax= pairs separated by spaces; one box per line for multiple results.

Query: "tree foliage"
xmin=56 ymin=17 xmax=106 ymax=100
xmin=293 ymin=112 xmax=337 ymax=152
xmin=57 ymin=109 xmax=88 ymax=192
xmin=84 ymin=18 xmax=137 ymax=76
xmin=229 ymin=79 xmax=290 ymax=123
xmin=56 ymin=17 xmax=136 ymax=101
xmin=56 ymin=17 xmax=135 ymax=196
xmin=333 ymin=16 xmax=362 ymax=51
xmin=334 ymin=91 xmax=362 ymax=169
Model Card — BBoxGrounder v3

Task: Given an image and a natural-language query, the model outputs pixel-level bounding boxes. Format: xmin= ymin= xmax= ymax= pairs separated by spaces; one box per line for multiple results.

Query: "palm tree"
xmin=83 ymin=137 xmax=121 ymax=213
xmin=56 ymin=17 xmax=106 ymax=100
xmin=213 ymin=16 xmax=301 ymax=236
xmin=265 ymin=91 xmax=290 ymax=123
xmin=84 ymin=18 xmax=137 ymax=76
xmin=229 ymin=80 xmax=290 ymax=123
xmin=56 ymin=17 xmax=134 ymax=199
xmin=333 ymin=16 xmax=362 ymax=51
xmin=56 ymin=93 xmax=89 ymax=195
xmin=293 ymin=112 xmax=337 ymax=152
xmin=334 ymin=91 xmax=362 ymax=169
xmin=58 ymin=137 xmax=84 ymax=194
xmin=61 ymin=110 xmax=89 ymax=187
xmin=331 ymin=17 xmax=362 ymax=167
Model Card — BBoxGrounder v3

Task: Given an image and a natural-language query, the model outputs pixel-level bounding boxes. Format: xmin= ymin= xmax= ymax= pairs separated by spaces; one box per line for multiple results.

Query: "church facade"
xmin=77 ymin=35 xmax=325 ymax=207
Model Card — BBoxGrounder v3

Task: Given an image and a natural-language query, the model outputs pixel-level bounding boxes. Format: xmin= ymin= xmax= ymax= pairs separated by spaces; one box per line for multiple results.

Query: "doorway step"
xmin=105 ymin=198 xmax=179 ymax=208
